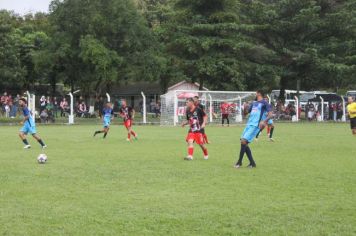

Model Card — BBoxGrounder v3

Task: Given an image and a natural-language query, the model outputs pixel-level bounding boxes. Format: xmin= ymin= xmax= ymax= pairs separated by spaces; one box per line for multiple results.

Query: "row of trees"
xmin=0 ymin=0 xmax=355 ymax=96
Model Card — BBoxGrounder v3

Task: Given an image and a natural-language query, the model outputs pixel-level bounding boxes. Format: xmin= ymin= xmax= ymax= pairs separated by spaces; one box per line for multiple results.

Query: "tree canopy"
xmin=0 ymin=0 xmax=355 ymax=95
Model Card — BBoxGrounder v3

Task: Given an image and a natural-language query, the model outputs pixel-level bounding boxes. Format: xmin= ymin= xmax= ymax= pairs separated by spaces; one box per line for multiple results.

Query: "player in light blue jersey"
xmin=93 ymin=102 xmax=114 ymax=138
xmin=255 ymin=97 xmax=275 ymax=141
xmin=18 ymin=98 xmax=47 ymax=149
xmin=235 ymin=91 xmax=272 ymax=168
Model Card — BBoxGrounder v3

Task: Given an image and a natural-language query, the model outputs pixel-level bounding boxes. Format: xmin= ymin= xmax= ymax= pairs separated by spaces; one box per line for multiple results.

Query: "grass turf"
xmin=0 ymin=123 xmax=355 ymax=235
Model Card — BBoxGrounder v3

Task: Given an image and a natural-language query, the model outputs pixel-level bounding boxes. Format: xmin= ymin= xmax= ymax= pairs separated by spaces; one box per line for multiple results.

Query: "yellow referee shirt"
xmin=347 ymin=102 xmax=356 ymax=119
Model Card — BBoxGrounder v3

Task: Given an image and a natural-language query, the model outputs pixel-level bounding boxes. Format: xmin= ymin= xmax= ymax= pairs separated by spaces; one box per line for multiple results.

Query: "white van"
xmin=270 ymin=90 xmax=306 ymax=106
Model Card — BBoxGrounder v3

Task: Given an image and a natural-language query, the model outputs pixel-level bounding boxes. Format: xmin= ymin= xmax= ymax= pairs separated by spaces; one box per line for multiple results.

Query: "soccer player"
xmin=182 ymin=98 xmax=208 ymax=160
xmin=193 ymin=96 xmax=210 ymax=144
xmin=255 ymin=97 xmax=275 ymax=141
xmin=119 ymin=100 xmax=138 ymax=141
xmin=18 ymin=98 xmax=47 ymax=149
xmin=93 ymin=102 xmax=114 ymax=138
xmin=347 ymin=96 xmax=356 ymax=135
xmin=235 ymin=90 xmax=272 ymax=168
xmin=220 ymin=101 xmax=231 ymax=126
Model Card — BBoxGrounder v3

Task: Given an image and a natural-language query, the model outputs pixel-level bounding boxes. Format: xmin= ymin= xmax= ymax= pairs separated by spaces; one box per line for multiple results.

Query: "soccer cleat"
xmin=184 ymin=156 xmax=193 ymax=161
xmin=269 ymin=138 xmax=274 ymax=142
xmin=247 ymin=164 xmax=256 ymax=168
xmin=23 ymin=145 xmax=31 ymax=149
xmin=203 ymin=156 xmax=209 ymax=160
xmin=234 ymin=164 xmax=242 ymax=168
xmin=126 ymin=138 xmax=131 ymax=142
xmin=42 ymin=145 xmax=47 ymax=149
xmin=255 ymin=138 xmax=259 ymax=142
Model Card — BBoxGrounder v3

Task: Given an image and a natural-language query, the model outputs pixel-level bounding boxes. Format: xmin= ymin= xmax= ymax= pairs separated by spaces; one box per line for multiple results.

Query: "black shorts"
xmin=222 ymin=114 xmax=229 ymax=119
xmin=350 ymin=118 xmax=356 ymax=129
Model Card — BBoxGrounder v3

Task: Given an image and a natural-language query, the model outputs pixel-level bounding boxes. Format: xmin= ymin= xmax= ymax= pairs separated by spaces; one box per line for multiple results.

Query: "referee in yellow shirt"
xmin=347 ymin=96 xmax=356 ymax=135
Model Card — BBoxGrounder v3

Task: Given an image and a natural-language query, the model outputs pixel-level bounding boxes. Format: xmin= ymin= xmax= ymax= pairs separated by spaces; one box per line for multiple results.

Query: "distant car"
xmin=346 ymin=91 xmax=356 ymax=99
xmin=300 ymin=91 xmax=328 ymax=111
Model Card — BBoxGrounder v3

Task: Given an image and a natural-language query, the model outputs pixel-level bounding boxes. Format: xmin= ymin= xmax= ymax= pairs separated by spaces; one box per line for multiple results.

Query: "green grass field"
xmin=0 ymin=123 xmax=355 ymax=235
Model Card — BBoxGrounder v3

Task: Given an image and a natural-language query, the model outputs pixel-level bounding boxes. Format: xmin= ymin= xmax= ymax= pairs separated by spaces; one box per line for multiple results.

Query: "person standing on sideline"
xmin=347 ymin=96 xmax=356 ymax=136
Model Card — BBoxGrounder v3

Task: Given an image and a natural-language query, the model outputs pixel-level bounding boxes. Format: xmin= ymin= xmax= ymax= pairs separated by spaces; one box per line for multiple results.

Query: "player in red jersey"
xmin=182 ymin=98 xmax=209 ymax=160
xmin=193 ymin=96 xmax=210 ymax=144
xmin=220 ymin=101 xmax=232 ymax=126
xmin=119 ymin=100 xmax=138 ymax=141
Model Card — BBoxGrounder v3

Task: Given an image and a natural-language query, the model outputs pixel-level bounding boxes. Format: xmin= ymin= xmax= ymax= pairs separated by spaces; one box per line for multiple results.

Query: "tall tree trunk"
xmin=199 ymin=77 xmax=204 ymax=90
xmin=279 ymin=76 xmax=287 ymax=102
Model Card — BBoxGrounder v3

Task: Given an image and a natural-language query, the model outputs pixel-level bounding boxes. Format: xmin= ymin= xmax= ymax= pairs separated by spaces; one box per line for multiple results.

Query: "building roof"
xmin=167 ymin=80 xmax=209 ymax=91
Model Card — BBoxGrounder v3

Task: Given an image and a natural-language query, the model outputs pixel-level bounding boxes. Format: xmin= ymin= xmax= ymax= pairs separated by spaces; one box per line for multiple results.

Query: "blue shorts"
xmin=268 ymin=119 xmax=273 ymax=125
xmin=20 ymin=122 xmax=36 ymax=135
xmin=103 ymin=117 xmax=111 ymax=128
xmin=241 ymin=125 xmax=260 ymax=143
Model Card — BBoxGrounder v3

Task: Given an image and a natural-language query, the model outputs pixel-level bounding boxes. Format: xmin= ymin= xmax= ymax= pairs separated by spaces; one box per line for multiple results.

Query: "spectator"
xmin=1 ymin=92 xmax=9 ymax=116
xmin=40 ymin=95 xmax=47 ymax=112
xmin=307 ymin=102 xmax=315 ymax=121
xmin=53 ymin=97 xmax=59 ymax=118
xmin=331 ymin=103 xmax=337 ymax=121
xmin=60 ymin=98 xmax=69 ymax=117
xmin=77 ymin=101 xmax=87 ymax=117
xmin=10 ymin=94 xmax=20 ymax=118
xmin=154 ymin=100 xmax=161 ymax=117
xmin=40 ymin=109 xmax=49 ymax=123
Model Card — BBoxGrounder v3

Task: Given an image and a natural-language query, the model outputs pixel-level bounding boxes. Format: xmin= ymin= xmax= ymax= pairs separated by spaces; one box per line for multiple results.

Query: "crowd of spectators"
xmin=0 ymin=92 xmax=21 ymax=118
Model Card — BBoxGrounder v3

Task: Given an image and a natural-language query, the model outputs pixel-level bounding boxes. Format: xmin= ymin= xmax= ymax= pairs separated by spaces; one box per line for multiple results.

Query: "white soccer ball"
xmin=37 ymin=154 xmax=47 ymax=164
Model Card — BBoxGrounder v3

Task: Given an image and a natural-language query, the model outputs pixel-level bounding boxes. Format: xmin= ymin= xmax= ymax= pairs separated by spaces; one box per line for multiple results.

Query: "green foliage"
xmin=0 ymin=0 xmax=354 ymax=93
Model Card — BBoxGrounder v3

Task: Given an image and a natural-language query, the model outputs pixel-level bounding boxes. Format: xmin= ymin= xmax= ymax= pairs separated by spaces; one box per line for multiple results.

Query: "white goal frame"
xmin=160 ymin=90 xmax=256 ymax=126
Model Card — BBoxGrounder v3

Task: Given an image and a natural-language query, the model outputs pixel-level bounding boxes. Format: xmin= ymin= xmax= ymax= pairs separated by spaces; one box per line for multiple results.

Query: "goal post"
xmin=160 ymin=90 xmax=256 ymax=126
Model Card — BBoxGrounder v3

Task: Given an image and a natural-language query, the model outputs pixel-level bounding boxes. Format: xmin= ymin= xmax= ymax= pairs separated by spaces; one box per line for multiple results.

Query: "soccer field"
xmin=1 ymin=123 xmax=355 ymax=235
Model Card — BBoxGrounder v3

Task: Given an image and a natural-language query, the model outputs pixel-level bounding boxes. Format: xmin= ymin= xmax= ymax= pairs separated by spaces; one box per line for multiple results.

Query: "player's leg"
xmin=269 ymin=124 xmax=275 ymax=140
xmin=226 ymin=116 xmax=230 ymax=126
xmin=185 ymin=133 xmax=195 ymax=160
xmin=235 ymin=126 xmax=257 ymax=168
xmin=103 ymin=127 xmax=109 ymax=138
xmin=222 ymin=115 xmax=225 ymax=126
xmin=235 ymin=138 xmax=248 ymax=168
xmin=31 ymin=133 xmax=46 ymax=148
xmin=255 ymin=129 xmax=262 ymax=139
xmin=196 ymin=133 xmax=208 ymax=159
xmin=19 ymin=131 xmax=31 ymax=149
xmin=201 ymin=128 xmax=209 ymax=144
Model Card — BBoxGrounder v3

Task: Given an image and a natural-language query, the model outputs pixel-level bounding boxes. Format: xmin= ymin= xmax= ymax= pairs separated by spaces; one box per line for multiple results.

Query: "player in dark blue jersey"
xmin=93 ymin=102 xmax=114 ymax=138
xmin=235 ymin=91 xmax=272 ymax=168
xmin=18 ymin=98 xmax=46 ymax=149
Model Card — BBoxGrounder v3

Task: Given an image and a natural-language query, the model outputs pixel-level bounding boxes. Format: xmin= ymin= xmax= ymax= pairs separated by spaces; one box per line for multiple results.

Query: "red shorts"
xmin=124 ymin=120 xmax=132 ymax=128
xmin=186 ymin=132 xmax=204 ymax=145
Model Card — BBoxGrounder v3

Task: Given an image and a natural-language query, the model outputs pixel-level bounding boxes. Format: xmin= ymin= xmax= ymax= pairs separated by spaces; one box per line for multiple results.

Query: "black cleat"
xmin=247 ymin=164 xmax=256 ymax=168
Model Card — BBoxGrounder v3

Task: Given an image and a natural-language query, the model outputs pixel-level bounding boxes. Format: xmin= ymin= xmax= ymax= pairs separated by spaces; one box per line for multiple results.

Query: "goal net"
xmin=160 ymin=90 xmax=256 ymax=126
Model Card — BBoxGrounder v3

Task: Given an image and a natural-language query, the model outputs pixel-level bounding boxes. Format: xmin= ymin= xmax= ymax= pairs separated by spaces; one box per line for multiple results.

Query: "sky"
xmin=0 ymin=0 xmax=52 ymax=15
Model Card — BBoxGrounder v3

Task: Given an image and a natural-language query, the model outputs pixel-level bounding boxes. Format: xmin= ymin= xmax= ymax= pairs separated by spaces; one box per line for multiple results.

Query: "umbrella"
xmin=177 ymin=92 xmax=199 ymax=99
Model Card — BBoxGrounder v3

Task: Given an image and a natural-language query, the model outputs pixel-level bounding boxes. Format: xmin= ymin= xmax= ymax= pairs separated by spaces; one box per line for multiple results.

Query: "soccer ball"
xmin=37 ymin=154 xmax=47 ymax=164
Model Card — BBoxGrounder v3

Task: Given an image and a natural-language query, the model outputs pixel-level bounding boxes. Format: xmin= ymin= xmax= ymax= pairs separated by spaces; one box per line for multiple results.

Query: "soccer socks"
xmin=103 ymin=131 xmax=108 ymax=138
xmin=22 ymin=139 xmax=29 ymax=145
xmin=269 ymin=127 xmax=274 ymax=138
xmin=245 ymin=146 xmax=256 ymax=166
xmin=130 ymin=131 xmax=136 ymax=137
xmin=127 ymin=133 xmax=131 ymax=140
xmin=37 ymin=139 xmax=45 ymax=147
xmin=237 ymin=144 xmax=247 ymax=165
xmin=94 ymin=131 xmax=103 ymax=136
xmin=188 ymin=147 xmax=194 ymax=156
xmin=267 ymin=126 xmax=271 ymax=135
xmin=202 ymin=147 xmax=208 ymax=156
xmin=227 ymin=118 xmax=230 ymax=125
